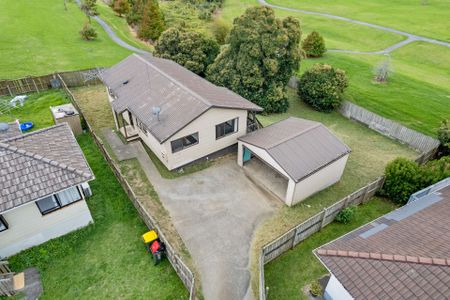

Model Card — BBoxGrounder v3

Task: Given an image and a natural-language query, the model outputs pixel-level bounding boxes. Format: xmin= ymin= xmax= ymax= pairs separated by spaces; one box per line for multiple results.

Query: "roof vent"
xmin=123 ymin=80 xmax=129 ymax=85
xmin=152 ymin=106 xmax=161 ymax=121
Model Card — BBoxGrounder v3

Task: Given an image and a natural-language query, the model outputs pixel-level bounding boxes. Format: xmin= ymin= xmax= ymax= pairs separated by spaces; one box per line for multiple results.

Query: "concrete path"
xmin=102 ymin=131 xmax=278 ymax=299
xmin=17 ymin=268 xmax=43 ymax=300
xmin=259 ymin=0 xmax=450 ymax=54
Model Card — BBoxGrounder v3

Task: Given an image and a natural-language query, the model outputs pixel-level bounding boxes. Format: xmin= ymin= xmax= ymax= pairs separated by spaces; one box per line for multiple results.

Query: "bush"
xmin=79 ymin=23 xmax=97 ymax=40
xmin=437 ymin=119 xmax=450 ymax=155
xmin=310 ymin=281 xmax=323 ymax=297
xmin=421 ymin=156 xmax=450 ymax=186
xmin=212 ymin=18 xmax=230 ymax=44
xmin=112 ymin=0 xmax=130 ymax=17
xmin=335 ymin=205 xmax=356 ymax=224
xmin=298 ymin=64 xmax=348 ymax=112
xmin=302 ymin=31 xmax=326 ymax=58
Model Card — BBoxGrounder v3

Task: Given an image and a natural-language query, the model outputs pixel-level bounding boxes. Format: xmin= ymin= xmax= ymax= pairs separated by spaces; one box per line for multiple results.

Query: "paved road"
xmin=259 ymin=0 xmax=450 ymax=54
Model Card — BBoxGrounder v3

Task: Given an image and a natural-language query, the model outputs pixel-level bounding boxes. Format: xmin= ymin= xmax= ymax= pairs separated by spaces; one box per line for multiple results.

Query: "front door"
xmin=243 ymin=147 xmax=252 ymax=163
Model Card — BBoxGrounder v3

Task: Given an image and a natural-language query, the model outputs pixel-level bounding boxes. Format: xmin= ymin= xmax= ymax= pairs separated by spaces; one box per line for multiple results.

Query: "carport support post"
xmin=237 ymin=142 xmax=244 ymax=167
xmin=286 ymin=180 xmax=296 ymax=206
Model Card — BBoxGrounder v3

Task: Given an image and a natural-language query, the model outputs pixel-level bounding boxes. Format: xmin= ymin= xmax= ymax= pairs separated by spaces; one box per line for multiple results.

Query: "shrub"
xmin=421 ymin=156 xmax=450 ymax=186
xmin=383 ymin=158 xmax=423 ymax=205
xmin=310 ymin=281 xmax=323 ymax=297
xmin=335 ymin=205 xmax=356 ymax=224
xmin=79 ymin=23 xmax=97 ymax=40
xmin=437 ymin=119 xmax=450 ymax=155
xmin=374 ymin=59 xmax=392 ymax=83
xmin=212 ymin=18 xmax=230 ymax=44
xmin=298 ymin=64 xmax=348 ymax=112
xmin=112 ymin=0 xmax=130 ymax=17
xmin=302 ymin=31 xmax=326 ymax=57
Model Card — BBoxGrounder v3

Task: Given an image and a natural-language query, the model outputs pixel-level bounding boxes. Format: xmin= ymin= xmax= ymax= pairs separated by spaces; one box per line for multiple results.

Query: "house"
xmin=0 ymin=123 xmax=94 ymax=258
xmin=101 ymin=54 xmax=263 ymax=171
xmin=237 ymin=117 xmax=351 ymax=206
xmin=314 ymin=177 xmax=450 ymax=300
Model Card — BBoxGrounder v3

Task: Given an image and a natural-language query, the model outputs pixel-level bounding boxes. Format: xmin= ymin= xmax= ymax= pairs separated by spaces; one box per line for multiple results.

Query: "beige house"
xmin=0 ymin=123 xmax=94 ymax=258
xmin=238 ymin=117 xmax=350 ymax=206
xmin=102 ymin=54 xmax=262 ymax=171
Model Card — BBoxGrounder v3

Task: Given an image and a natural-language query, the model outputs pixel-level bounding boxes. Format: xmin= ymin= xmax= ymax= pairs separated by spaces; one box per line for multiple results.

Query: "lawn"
xmin=264 ymin=197 xmax=397 ymax=300
xmin=266 ymin=0 xmax=450 ymax=42
xmin=0 ymin=91 xmax=70 ymax=130
xmin=0 ymin=0 xmax=131 ymax=79
xmin=7 ymin=133 xmax=188 ymax=299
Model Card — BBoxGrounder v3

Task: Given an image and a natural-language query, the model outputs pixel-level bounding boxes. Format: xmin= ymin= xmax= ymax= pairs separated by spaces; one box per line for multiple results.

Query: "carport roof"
xmin=239 ymin=117 xmax=351 ymax=182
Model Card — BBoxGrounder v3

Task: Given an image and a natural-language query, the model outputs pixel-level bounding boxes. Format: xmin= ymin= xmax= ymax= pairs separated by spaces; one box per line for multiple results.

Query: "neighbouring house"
xmin=315 ymin=177 xmax=450 ymax=300
xmin=237 ymin=117 xmax=351 ymax=206
xmin=101 ymin=53 xmax=263 ymax=171
xmin=0 ymin=123 xmax=94 ymax=258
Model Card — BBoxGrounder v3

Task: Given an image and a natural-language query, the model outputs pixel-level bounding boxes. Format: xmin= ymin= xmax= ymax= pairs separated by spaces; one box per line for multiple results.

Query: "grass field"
xmin=0 ymin=0 xmax=131 ymax=79
xmin=266 ymin=0 xmax=450 ymax=42
xmin=264 ymin=198 xmax=396 ymax=299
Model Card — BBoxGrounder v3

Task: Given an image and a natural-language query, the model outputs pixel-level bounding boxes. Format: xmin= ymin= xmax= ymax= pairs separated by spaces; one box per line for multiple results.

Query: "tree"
xmin=126 ymin=0 xmax=145 ymax=25
xmin=298 ymin=64 xmax=348 ymax=112
xmin=206 ymin=6 xmax=301 ymax=113
xmin=81 ymin=0 xmax=99 ymax=22
xmin=302 ymin=31 xmax=326 ymax=58
xmin=374 ymin=58 xmax=392 ymax=83
xmin=80 ymin=23 xmax=97 ymax=40
xmin=155 ymin=28 xmax=219 ymax=76
xmin=112 ymin=0 xmax=130 ymax=17
xmin=137 ymin=0 xmax=165 ymax=41
xmin=211 ymin=18 xmax=230 ymax=44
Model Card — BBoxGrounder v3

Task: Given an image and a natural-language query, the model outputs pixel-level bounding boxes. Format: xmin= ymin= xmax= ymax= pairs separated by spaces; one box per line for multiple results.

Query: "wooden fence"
xmin=0 ymin=261 xmax=14 ymax=297
xmin=0 ymin=69 xmax=102 ymax=96
xmin=339 ymin=101 xmax=440 ymax=152
xmin=59 ymin=76 xmax=196 ymax=299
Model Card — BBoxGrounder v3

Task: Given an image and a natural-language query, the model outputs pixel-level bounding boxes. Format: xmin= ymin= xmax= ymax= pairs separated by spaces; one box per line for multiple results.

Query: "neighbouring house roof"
xmin=101 ymin=54 xmax=263 ymax=143
xmin=0 ymin=123 xmax=94 ymax=213
xmin=315 ymin=179 xmax=450 ymax=300
xmin=238 ymin=117 xmax=351 ymax=182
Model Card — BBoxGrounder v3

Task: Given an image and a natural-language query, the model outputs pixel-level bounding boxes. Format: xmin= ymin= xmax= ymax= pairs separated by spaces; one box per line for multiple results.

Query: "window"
xmin=216 ymin=118 xmax=238 ymax=139
xmin=36 ymin=187 xmax=82 ymax=215
xmin=0 ymin=215 xmax=8 ymax=232
xmin=171 ymin=132 xmax=199 ymax=153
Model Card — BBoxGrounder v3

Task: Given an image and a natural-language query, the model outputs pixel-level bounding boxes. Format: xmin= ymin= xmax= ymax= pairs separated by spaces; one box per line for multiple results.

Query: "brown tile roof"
xmin=0 ymin=123 xmax=94 ymax=213
xmin=101 ymin=54 xmax=262 ymax=143
xmin=238 ymin=117 xmax=351 ymax=182
xmin=315 ymin=182 xmax=450 ymax=299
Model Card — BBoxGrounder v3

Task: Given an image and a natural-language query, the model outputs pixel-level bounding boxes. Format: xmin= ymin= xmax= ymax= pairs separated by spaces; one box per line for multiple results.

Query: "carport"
xmin=238 ymin=117 xmax=351 ymax=206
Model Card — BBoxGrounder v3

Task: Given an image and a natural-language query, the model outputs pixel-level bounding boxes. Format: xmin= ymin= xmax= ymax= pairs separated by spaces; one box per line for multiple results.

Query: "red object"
xmin=150 ymin=240 xmax=160 ymax=254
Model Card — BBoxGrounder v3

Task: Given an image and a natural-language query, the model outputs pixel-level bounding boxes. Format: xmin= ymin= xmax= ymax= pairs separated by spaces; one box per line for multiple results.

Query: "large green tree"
xmin=206 ymin=6 xmax=301 ymax=113
xmin=155 ymin=28 xmax=219 ymax=76
xmin=137 ymin=0 xmax=165 ymax=41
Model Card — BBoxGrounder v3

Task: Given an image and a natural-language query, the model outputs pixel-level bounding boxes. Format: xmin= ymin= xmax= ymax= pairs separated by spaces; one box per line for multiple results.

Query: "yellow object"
xmin=142 ymin=230 xmax=158 ymax=244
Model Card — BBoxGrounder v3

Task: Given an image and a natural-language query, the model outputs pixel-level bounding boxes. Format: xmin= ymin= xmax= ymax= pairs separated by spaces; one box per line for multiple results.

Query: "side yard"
xmin=0 ymin=92 xmax=188 ymax=299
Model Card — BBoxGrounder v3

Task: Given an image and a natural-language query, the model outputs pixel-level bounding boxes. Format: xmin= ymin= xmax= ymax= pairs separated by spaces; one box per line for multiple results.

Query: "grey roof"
xmin=315 ymin=181 xmax=450 ymax=300
xmin=239 ymin=117 xmax=351 ymax=182
xmin=0 ymin=123 xmax=94 ymax=213
xmin=101 ymin=54 xmax=263 ymax=143
xmin=0 ymin=122 xmax=22 ymax=140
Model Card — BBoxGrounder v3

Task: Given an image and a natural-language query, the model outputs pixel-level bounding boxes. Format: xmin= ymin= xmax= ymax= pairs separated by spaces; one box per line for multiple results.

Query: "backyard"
xmin=0 ymin=92 xmax=188 ymax=299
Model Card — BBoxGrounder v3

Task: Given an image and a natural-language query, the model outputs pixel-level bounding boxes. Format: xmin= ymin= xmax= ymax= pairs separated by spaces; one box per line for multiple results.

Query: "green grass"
xmin=220 ymin=0 xmax=405 ymax=52
xmin=264 ymin=198 xmax=396 ymax=300
xmin=267 ymin=0 xmax=450 ymax=42
xmin=7 ymin=134 xmax=188 ymax=299
xmin=0 ymin=0 xmax=131 ymax=79
xmin=96 ymin=2 xmax=153 ymax=52
xmin=0 ymin=91 xmax=69 ymax=130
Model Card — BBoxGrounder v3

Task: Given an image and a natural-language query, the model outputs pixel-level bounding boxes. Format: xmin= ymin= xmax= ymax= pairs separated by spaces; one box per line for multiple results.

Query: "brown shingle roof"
xmin=315 ymin=182 xmax=450 ymax=299
xmin=238 ymin=117 xmax=351 ymax=182
xmin=101 ymin=54 xmax=262 ymax=143
xmin=0 ymin=123 xmax=94 ymax=213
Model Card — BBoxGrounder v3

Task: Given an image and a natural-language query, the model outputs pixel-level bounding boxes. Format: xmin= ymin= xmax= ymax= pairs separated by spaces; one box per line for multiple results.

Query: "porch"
xmin=114 ymin=110 xmax=139 ymax=142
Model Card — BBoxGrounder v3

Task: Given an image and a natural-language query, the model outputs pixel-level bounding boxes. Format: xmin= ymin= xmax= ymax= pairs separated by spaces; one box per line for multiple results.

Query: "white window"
xmin=0 ymin=215 xmax=8 ymax=232
xmin=36 ymin=187 xmax=82 ymax=215
xmin=216 ymin=118 xmax=238 ymax=139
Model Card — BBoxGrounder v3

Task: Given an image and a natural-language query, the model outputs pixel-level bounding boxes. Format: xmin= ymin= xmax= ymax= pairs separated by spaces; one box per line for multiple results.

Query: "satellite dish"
xmin=0 ymin=122 xmax=9 ymax=132
xmin=152 ymin=106 xmax=161 ymax=121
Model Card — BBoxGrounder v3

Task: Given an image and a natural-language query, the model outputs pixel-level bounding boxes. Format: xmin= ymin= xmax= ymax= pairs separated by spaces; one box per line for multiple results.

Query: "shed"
xmin=238 ymin=117 xmax=351 ymax=206
xmin=50 ymin=103 xmax=82 ymax=135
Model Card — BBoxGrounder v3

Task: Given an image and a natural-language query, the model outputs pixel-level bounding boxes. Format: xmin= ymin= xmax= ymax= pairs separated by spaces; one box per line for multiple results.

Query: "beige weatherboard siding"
xmin=0 ymin=186 xmax=93 ymax=258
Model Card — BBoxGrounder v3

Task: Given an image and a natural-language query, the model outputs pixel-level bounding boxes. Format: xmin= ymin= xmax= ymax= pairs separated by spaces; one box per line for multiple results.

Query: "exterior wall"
xmin=134 ymin=108 xmax=249 ymax=170
xmin=0 ymin=191 xmax=93 ymax=258
xmin=292 ymin=154 xmax=349 ymax=206
xmin=324 ymin=275 xmax=354 ymax=300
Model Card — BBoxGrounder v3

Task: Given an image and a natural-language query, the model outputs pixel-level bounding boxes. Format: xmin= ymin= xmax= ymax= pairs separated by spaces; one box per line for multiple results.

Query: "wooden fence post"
xmin=32 ymin=78 xmax=39 ymax=93
xmin=6 ymin=85 xmax=12 ymax=96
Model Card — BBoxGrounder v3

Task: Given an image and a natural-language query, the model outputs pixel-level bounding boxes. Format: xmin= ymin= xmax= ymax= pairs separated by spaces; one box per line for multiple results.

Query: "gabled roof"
xmin=238 ymin=117 xmax=351 ymax=182
xmin=315 ymin=179 xmax=450 ymax=299
xmin=0 ymin=123 xmax=94 ymax=213
xmin=101 ymin=54 xmax=262 ymax=143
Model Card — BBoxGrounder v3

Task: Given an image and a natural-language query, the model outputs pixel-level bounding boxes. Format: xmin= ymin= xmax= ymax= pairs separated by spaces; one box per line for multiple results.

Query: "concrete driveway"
xmin=130 ymin=143 xmax=278 ymax=300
